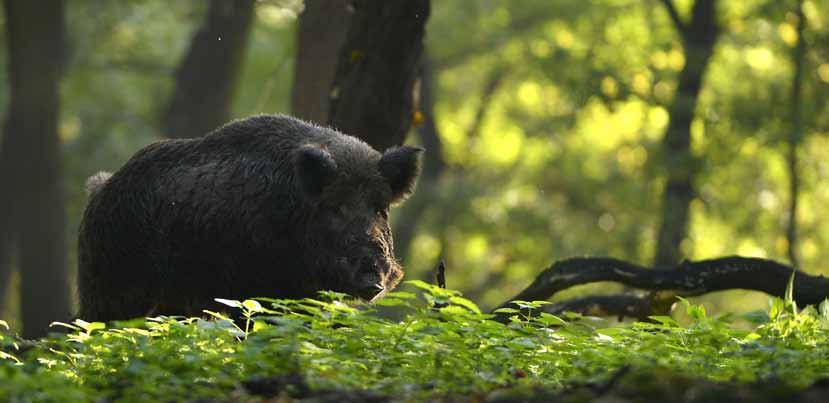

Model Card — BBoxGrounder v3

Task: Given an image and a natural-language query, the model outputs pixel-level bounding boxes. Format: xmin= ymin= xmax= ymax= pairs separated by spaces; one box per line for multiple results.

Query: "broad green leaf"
xmin=449 ymin=296 xmax=482 ymax=314
xmin=242 ymin=299 xmax=263 ymax=313
xmin=214 ymin=298 xmax=243 ymax=308
xmin=649 ymin=315 xmax=680 ymax=327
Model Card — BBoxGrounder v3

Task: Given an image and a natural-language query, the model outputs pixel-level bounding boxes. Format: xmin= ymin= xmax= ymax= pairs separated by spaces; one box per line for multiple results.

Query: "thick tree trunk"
xmin=653 ymin=0 xmax=719 ymax=266
xmin=291 ymin=0 xmax=352 ymax=124
xmin=786 ymin=0 xmax=806 ymax=269
xmin=328 ymin=0 xmax=430 ymax=151
xmin=1 ymin=0 xmax=70 ymax=338
xmin=161 ymin=0 xmax=255 ymax=139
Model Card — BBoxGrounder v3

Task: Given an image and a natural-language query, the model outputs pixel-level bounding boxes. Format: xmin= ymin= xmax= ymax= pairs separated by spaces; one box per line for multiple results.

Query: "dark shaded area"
xmin=545 ymin=295 xmax=656 ymax=320
xmin=0 ymin=0 xmax=70 ymax=338
xmin=328 ymin=0 xmax=430 ymax=151
xmin=161 ymin=0 xmax=255 ymax=139
xmin=238 ymin=367 xmax=829 ymax=402
xmin=242 ymin=374 xmax=311 ymax=399
xmin=487 ymin=369 xmax=829 ymax=403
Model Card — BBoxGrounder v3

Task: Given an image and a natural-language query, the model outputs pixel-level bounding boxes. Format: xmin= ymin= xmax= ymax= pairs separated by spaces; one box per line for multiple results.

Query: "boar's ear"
xmin=294 ymin=145 xmax=338 ymax=198
xmin=379 ymin=146 xmax=423 ymax=203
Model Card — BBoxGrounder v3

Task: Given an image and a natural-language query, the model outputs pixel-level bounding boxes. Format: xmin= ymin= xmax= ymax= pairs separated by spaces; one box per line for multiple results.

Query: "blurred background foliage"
xmin=1 ymin=0 xmax=828 ymax=328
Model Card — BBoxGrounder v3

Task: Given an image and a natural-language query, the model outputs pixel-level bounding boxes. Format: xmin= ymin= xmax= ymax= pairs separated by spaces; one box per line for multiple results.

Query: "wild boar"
xmin=78 ymin=114 xmax=422 ymax=322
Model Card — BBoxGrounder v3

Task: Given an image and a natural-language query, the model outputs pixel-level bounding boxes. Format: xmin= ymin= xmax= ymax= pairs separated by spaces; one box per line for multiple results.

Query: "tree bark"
xmin=328 ymin=0 xmax=430 ymax=151
xmin=1 ymin=0 xmax=70 ymax=338
xmin=161 ymin=0 xmax=255 ymax=139
xmin=786 ymin=0 xmax=806 ymax=269
xmin=290 ymin=0 xmax=352 ymax=124
xmin=653 ymin=0 xmax=719 ymax=266
xmin=0 ymin=176 xmax=15 ymax=315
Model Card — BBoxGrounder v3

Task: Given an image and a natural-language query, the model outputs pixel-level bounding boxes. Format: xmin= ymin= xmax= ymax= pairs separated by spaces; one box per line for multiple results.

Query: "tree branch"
xmin=467 ymin=67 xmax=506 ymax=139
xmin=659 ymin=0 xmax=686 ymax=34
xmin=494 ymin=256 xmax=829 ymax=314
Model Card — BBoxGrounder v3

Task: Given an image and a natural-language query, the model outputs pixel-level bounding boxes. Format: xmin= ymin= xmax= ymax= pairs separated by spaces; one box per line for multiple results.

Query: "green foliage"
xmin=3 ymin=283 xmax=829 ymax=401
xmin=408 ymin=0 xmax=829 ymax=310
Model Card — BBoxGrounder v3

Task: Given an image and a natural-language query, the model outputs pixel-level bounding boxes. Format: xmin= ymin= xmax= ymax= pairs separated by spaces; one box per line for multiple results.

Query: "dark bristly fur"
xmin=78 ymin=114 xmax=422 ymax=321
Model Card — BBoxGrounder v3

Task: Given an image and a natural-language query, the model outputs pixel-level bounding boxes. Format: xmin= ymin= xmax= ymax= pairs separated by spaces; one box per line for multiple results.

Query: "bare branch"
xmin=659 ymin=0 xmax=686 ymax=34
xmin=467 ymin=67 xmax=507 ymax=139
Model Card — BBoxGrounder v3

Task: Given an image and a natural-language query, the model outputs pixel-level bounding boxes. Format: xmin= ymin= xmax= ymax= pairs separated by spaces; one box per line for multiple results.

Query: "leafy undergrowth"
xmin=2 ymin=280 xmax=829 ymax=402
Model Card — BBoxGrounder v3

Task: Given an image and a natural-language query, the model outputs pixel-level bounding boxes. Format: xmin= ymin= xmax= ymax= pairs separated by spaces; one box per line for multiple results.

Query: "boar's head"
xmin=292 ymin=140 xmax=422 ymax=301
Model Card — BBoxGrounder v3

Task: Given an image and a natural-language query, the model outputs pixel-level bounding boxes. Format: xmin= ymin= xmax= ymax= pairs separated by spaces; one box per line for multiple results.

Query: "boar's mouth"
xmin=331 ymin=255 xmax=401 ymax=302
xmin=354 ymin=283 xmax=387 ymax=302
xmin=336 ymin=256 xmax=396 ymax=302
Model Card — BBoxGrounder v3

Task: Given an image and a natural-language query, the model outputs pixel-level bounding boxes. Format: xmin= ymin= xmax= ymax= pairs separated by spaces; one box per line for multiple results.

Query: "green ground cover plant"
xmin=1 ymin=280 xmax=828 ymax=402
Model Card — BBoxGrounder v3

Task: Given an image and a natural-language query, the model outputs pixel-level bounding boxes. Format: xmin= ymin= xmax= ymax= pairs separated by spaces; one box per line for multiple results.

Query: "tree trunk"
xmin=0 ymin=189 xmax=14 ymax=315
xmin=1 ymin=0 xmax=70 ymax=338
xmin=328 ymin=0 xmax=430 ymax=151
xmin=161 ymin=0 xmax=255 ymax=139
xmin=785 ymin=0 xmax=806 ymax=269
xmin=653 ymin=0 xmax=719 ymax=266
xmin=291 ymin=0 xmax=352 ymax=124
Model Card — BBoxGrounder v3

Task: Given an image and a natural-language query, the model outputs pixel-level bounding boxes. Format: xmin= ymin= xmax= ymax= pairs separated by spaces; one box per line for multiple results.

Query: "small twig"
xmin=435 ymin=259 xmax=446 ymax=289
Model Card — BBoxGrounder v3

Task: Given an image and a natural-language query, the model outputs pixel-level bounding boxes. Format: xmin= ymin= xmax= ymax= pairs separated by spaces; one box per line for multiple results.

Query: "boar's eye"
xmin=294 ymin=145 xmax=338 ymax=198
xmin=378 ymin=146 xmax=423 ymax=203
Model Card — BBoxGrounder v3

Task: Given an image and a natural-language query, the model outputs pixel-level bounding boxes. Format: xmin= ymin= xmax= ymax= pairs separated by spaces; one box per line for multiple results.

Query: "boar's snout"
xmin=344 ymin=254 xmax=390 ymax=301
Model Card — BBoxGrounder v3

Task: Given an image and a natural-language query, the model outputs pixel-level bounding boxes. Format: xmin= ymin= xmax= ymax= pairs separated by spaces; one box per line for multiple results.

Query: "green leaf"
xmin=449 ymin=296 xmax=482 ymax=314
xmin=785 ymin=271 xmax=796 ymax=311
xmin=0 ymin=350 xmax=20 ymax=364
xmin=742 ymin=332 xmax=761 ymax=342
xmin=242 ymin=299 xmax=264 ymax=313
xmin=386 ymin=291 xmax=417 ymax=300
xmin=742 ymin=310 xmax=770 ymax=325
xmin=535 ymin=313 xmax=567 ymax=326
xmin=374 ymin=297 xmax=409 ymax=307
xmin=406 ymin=280 xmax=441 ymax=292
xmin=820 ymin=299 xmax=829 ymax=320
xmin=649 ymin=315 xmax=679 ymax=327
xmin=214 ymin=298 xmax=243 ymax=308
xmin=202 ymin=310 xmax=233 ymax=322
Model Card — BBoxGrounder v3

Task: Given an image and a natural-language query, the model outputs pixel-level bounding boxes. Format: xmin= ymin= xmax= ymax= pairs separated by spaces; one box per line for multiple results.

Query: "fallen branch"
xmin=493 ymin=256 xmax=829 ymax=317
